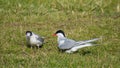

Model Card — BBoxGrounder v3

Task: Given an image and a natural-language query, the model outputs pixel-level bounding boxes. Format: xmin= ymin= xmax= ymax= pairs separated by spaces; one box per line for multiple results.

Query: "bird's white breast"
xmin=30 ymin=36 xmax=38 ymax=45
xmin=59 ymin=40 xmax=65 ymax=45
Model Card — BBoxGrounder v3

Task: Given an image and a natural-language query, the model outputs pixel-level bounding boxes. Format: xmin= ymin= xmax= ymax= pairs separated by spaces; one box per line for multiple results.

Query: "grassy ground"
xmin=0 ymin=0 xmax=120 ymax=68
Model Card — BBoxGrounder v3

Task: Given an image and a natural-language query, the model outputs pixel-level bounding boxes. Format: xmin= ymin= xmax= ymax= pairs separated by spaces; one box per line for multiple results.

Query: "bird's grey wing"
xmin=77 ymin=38 xmax=99 ymax=45
xmin=59 ymin=39 xmax=76 ymax=50
xmin=35 ymin=35 xmax=44 ymax=43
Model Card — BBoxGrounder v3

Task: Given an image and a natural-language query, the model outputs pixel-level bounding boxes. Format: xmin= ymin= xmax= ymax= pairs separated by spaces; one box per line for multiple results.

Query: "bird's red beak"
xmin=53 ymin=34 xmax=57 ymax=36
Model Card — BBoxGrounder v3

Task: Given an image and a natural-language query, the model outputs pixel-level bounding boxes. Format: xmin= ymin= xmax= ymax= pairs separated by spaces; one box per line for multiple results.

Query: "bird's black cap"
xmin=55 ymin=30 xmax=65 ymax=37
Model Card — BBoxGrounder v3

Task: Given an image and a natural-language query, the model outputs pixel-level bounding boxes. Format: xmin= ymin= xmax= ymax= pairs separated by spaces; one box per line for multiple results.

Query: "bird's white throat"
xmin=57 ymin=33 xmax=65 ymax=38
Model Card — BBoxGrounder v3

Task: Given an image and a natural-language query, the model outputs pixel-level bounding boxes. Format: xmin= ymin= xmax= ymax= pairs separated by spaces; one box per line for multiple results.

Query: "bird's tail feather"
xmin=77 ymin=38 xmax=100 ymax=45
xmin=75 ymin=43 xmax=93 ymax=49
xmin=69 ymin=43 xmax=93 ymax=52
xmin=66 ymin=43 xmax=99 ymax=53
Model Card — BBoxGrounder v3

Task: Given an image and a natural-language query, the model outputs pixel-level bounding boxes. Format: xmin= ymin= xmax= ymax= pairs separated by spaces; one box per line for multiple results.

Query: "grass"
xmin=0 ymin=0 xmax=120 ymax=68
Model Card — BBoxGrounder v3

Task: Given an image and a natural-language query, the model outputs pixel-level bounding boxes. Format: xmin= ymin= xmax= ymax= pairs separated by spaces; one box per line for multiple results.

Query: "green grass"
xmin=0 ymin=0 xmax=120 ymax=68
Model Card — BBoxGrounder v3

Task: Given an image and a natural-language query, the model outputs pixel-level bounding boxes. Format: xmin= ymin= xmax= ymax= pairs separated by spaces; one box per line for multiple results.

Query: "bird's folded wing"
xmin=35 ymin=35 xmax=44 ymax=42
xmin=59 ymin=39 xmax=76 ymax=49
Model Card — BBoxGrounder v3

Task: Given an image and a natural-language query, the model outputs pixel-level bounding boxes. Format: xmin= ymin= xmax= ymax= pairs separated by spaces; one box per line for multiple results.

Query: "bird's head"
xmin=26 ymin=31 xmax=32 ymax=37
xmin=53 ymin=30 xmax=65 ymax=37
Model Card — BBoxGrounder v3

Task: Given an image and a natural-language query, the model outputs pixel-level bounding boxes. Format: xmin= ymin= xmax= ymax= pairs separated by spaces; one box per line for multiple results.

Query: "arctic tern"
xmin=26 ymin=31 xmax=44 ymax=49
xmin=53 ymin=30 xmax=100 ymax=53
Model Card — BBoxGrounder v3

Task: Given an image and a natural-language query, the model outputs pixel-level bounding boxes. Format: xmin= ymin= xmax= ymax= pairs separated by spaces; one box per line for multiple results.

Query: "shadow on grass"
xmin=81 ymin=51 xmax=91 ymax=55
xmin=26 ymin=44 xmax=44 ymax=49
xmin=70 ymin=50 xmax=92 ymax=55
xmin=58 ymin=48 xmax=92 ymax=55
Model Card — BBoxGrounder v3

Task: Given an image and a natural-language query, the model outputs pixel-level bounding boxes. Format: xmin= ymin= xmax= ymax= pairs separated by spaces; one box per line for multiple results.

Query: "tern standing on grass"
xmin=26 ymin=31 xmax=44 ymax=49
xmin=53 ymin=30 xmax=100 ymax=53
